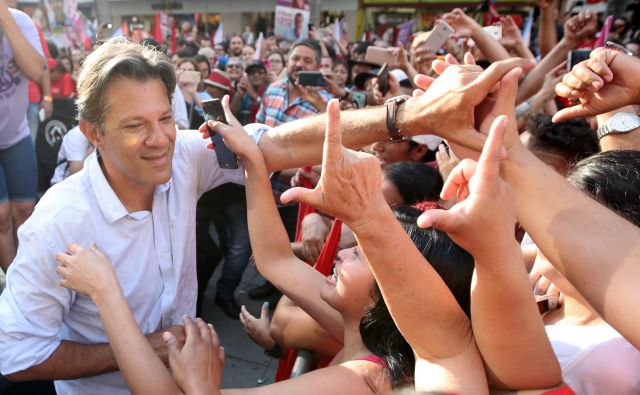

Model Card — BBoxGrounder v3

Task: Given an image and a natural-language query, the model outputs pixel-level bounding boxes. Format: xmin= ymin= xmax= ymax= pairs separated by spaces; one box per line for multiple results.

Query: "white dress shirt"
xmin=0 ymin=126 xmax=266 ymax=394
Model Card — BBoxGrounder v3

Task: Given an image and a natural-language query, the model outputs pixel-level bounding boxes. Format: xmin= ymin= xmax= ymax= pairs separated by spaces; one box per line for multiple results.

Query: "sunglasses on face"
xmin=227 ymin=64 xmax=242 ymax=69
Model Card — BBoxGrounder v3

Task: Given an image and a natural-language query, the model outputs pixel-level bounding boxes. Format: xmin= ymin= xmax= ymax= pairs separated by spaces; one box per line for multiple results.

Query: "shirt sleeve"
xmin=255 ymin=100 xmax=266 ymax=124
xmin=12 ymin=10 xmax=44 ymax=59
xmin=0 ymin=228 xmax=71 ymax=375
xmin=172 ymin=86 xmax=189 ymax=130
xmin=63 ymin=127 xmax=90 ymax=162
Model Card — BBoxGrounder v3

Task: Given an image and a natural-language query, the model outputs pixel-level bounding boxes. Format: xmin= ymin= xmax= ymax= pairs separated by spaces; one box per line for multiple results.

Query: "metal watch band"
xmin=385 ymin=95 xmax=410 ymax=142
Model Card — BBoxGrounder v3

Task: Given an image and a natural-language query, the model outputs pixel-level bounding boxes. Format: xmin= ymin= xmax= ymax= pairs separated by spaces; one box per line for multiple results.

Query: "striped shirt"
xmin=255 ymin=78 xmax=333 ymax=127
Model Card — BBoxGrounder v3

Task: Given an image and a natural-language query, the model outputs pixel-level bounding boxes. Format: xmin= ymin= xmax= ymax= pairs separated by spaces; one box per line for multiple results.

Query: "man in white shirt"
xmin=50 ymin=125 xmax=92 ymax=185
xmin=0 ymin=34 xmax=526 ymax=393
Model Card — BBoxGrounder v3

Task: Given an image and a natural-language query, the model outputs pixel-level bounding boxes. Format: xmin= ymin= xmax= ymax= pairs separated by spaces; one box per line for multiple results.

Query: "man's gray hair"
xmin=76 ymin=37 xmax=176 ymax=131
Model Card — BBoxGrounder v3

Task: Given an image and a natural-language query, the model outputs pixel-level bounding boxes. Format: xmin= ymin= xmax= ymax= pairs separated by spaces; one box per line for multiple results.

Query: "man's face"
xmin=214 ymin=44 xmax=225 ymax=56
xmin=226 ymin=58 xmax=244 ymax=81
xmin=90 ymin=78 xmax=176 ymax=189
xmin=247 ymin=67 xmax=266 ymax=87
xmin=295 ymin=14 xmax=303 ymax=32
xmin=288 ymin=45 xmax=318 ymax=82
xmin=197 ymin=61 xmax=210 ymax=80
xmin=229 ymin=37 xmax=244 ymax=56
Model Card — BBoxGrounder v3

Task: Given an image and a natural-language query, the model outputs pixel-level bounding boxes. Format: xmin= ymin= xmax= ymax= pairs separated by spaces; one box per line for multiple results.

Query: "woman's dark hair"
xmin=526 ymin=113 xmax=599 ymax=163
xmin=359 ymin=205 xmax=474 ymax=389
xmin=567 ymin=150 xmax=640 ymax=227
xmin=193 ymin=54 xmax=211 ymax=75
xmin=176 ymin=57 xmax=199 ymax=71
xmin=383 ymin=162 xmax=443 ymax=204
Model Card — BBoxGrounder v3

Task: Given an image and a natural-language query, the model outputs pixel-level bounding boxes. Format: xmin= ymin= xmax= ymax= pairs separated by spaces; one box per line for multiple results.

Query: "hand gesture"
xmin=198 ymin=95 xmax=261 ymax=160
xmin=280 ymin=100 xmax=388 ymax=232
xmin=499 ymin=16 xmax=522 ymax=50
xmin=404 ymin=56 xmax=528 ymax=154
xmin=299 ymin=85 xmax=327 ymax=112
xmin=239 ymin=303 xmax=276 ymax=350
xmin=554 ymin=47 xmax=640 ymax=121
xmin=301 ymin=213 xmax=330 ymax=262
xmin=536 ymin=0 xmax=557 ymax=10
xmin=435 ymin=143 xmax=460 ymax=182
xmin=291 ymin=166 xmax=321 ymax=188
xmin=563 ymin=10 xmax=597 ymax=45
xmin=390 ymin=44 xmax=410 ymax=72
xmin=540 ymin=62 xmax=566 ymax=99
xmin=164 ymin=317 xmax=224 ymax=395
xmin=442 ymin=9 xmax=481 ymax=39
xmin=417 ymin=116 xmax=517 ymax=260
xmin=55 ymin=242 xmax=119 ymax=299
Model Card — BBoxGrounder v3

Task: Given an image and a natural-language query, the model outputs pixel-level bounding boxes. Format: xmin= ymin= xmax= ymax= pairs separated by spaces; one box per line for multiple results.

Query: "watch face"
xmin=610 ymin=113 xmax=640 ymax=132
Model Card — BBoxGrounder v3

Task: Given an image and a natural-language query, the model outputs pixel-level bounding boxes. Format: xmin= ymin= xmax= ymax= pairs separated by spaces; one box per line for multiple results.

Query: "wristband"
xmin=43 ymin=95 xmax=53 ymax=103
xmin=384 ymin=95 xmax=410 ymax=142
xmin=264 ymin=342 xmax=283 ymax=358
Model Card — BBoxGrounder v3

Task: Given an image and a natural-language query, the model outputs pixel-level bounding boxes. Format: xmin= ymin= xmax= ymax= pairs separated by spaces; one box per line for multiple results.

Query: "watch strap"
xmin=385 ymin=95 xmax=410 ymax=142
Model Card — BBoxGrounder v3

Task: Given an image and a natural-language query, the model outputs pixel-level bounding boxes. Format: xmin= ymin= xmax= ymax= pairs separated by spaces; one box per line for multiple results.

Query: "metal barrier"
xmin=289 ymin=350 xmax=314 ymax=378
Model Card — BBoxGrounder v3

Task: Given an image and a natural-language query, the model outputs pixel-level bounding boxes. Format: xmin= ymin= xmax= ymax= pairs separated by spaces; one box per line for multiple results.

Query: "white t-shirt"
xmin=50 ymin=126 xmax=90 ymax=185
xmin=546 ymin=324 xmax=640 ymax=394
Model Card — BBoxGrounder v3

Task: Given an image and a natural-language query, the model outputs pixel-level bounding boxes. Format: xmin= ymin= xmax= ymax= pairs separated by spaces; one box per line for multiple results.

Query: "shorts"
xmin=0 ymin=136 xmax=38 ymax=202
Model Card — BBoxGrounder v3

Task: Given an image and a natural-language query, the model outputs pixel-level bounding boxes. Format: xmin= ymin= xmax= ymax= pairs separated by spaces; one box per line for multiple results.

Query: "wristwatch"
xmin=339 ymin=87 xmax=351 ymax=101
xmin=385 ymin=95 xmax=410 ymax=142
xmin=596 ymin=112 xmax=640 ymax=139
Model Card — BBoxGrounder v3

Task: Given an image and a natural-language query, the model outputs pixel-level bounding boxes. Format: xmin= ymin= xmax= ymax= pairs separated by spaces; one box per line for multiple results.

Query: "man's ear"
xmin=410 ymin=144 xmax=429 ymax=161
xmin=79 ymin=120 xmax=103 ymax=150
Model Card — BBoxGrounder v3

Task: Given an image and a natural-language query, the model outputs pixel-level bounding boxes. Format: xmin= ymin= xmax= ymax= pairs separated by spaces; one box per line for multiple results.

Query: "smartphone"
xmin=482 ymin=25 xmax=502 ymax=41
xmin=377 ymin=63 xmax=389 ymax=96
xmin=422 ymin=20 xmax=455 ymax=52
xmin=179 ymin=70 xmax=201 ymax=85
xmin=201 ymin=99 xmax=239 ymax=169
xmin=567 ymin=49 xmax=591 ymax=70
xmin=297 ymin=71 xmax=328 ymax=87
xmin=351 ymin=91 xmax=366 ymax=109
xmin=365 ymin=46 xmax=398 ymax=66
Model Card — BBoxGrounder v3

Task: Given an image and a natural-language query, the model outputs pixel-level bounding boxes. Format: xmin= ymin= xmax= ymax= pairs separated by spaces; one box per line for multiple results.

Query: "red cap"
xmin=204 ymin=69 xmax=232 ymax=92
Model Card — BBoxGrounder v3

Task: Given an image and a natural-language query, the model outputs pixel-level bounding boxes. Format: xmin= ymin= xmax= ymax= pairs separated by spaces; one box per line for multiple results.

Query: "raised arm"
xmin=206 ymin=97 xmax=344 ymax=340
xmin=252 ymin=57 xmax=530 ymax=172
xmin=443 ymin=9 xmax=511 ymax=62
xmin=281 ymin=100 xmax=487 ymax=394
xmin=0 ymin=5 xmax=45 ymax=82
xmin=537 ymin=0 xmax=559 ymax=58
xmin=420 ymin=73 xmax=561 ymax=389
xmin=516 ymin=10 xmax=596 ymax=104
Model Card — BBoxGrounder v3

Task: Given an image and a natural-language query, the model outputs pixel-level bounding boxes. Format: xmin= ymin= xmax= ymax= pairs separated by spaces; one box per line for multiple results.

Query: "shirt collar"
xmin=86 ymin=152 xmax=173 ymax=224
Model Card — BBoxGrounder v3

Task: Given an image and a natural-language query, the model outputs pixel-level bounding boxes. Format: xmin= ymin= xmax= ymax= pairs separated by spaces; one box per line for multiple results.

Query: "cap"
xmin=245 ymin=60 xmax=266 ymax=73
xmin=411 ymin=135 xmax=443 ymax=150
xmin=353 ymin=69 xmax=379 ymax=90
xmin=390 ymin=69 xmax=412 ymax=89
xmin=204 ymin=69 xmax=232 ymax=92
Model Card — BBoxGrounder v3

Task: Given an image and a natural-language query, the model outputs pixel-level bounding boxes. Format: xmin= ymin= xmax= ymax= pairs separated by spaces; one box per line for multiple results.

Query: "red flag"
xmin=154 ymin=11 xmax=164 ymax=44
xmin=170 ymin=19 xmax=177 ymax=53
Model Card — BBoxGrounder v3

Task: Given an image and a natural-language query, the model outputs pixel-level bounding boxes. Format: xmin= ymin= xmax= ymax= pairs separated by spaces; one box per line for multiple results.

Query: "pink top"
xmin=354 ymin=355 xmax=386 ymax=369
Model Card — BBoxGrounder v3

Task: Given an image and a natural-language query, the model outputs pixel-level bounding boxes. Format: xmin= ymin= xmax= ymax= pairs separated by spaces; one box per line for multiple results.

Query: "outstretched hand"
xmin=239 ymin=302 xmax=276 ymax=351
xmin=55 ymin=242 xmax=119 ymax=299
xmin=280 ymin=99 xmax=387 ymax=232
xmin=164 ymin=316 xmax=225 ymax=395
xmin=417 ymin=115 xmax=518 ymax=261
xmin=553 ymin=47 xmax=640 ymax=122
xmin=197 ymin=95 xmax=261 ymax=160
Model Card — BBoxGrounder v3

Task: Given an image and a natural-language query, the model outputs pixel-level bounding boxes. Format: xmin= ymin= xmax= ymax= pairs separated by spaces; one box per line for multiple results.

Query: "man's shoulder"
xmin=265 ymin=79 xmax=288 ymax=96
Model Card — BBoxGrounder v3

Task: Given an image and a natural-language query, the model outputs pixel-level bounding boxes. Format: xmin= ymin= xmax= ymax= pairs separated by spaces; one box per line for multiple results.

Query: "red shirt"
xmin=51 ymin=73 xmax=76 ymax=98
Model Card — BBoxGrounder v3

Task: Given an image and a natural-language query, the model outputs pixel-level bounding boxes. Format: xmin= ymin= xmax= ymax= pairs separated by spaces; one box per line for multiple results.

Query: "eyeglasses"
xmin=227 ymin=63 xmax=243 ymax=69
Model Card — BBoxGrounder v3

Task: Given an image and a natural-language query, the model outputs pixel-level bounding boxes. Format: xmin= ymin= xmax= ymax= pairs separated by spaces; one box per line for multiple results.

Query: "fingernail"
xmin=262 ymin=301 xmax=269 ymax=308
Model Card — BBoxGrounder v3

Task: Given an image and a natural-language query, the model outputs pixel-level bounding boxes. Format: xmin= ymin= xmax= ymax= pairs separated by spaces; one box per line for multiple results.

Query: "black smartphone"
xmin=201 ymin=99 xmax=239 ymax=169
xmin=377 ymin=63 xmax=389 ymax=96
xmin=297 ymin=71 xmax=329 ymax=87
xmin=567 ymin=49 xmax=591 ymax=70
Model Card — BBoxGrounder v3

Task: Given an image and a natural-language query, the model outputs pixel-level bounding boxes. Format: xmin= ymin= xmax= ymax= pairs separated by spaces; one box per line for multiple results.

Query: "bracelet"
xmin=264 ymin=342 xmax=283 ymax=358
xmin=42 ymin=95 xmax=53 ymax=103
xmin=384 ymin=95 xmax=410 ymax=142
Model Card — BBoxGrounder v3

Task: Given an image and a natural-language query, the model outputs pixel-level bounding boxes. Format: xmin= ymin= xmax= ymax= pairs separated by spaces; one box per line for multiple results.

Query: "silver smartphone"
xmin=421 ymin=21 xmax=455 ymax=52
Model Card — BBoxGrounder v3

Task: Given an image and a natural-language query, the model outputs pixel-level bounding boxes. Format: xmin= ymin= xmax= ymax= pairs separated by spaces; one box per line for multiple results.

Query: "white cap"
xmin=390 ymin=68 xmax=409 ymax=83
xmin=410 ymin=134 xmax=443 ymax=150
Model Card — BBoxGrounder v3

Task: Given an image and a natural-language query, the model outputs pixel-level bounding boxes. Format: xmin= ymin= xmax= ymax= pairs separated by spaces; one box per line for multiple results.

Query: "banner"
xmin=275 ymin=0 xmax=310 ymax=41
xmin=395 ymin=19 xmax=416 ymax=47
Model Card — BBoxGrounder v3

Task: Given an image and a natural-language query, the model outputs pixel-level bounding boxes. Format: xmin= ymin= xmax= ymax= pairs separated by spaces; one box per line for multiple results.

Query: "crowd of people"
xmin=1 ymin=0 xmax=640 ymax=393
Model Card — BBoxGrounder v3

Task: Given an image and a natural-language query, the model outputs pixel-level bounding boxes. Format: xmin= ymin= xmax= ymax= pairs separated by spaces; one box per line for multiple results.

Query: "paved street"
xmin=200 ymin=261 xmax=279 ymax=389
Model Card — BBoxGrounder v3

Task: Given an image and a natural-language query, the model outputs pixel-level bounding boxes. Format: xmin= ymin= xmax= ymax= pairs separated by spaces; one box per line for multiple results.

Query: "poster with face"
xmin=275 ymin=0 xmax=310 ymax=42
